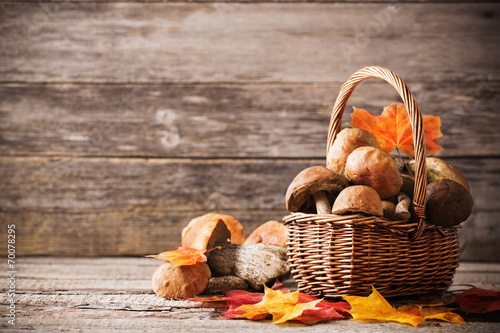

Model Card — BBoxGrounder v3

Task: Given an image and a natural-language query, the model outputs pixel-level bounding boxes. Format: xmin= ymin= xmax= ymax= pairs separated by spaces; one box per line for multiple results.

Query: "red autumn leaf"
xmin=222 ymin=285 xmax=348 ymax=324
xmin=343 ymin=286 xmax=465 ymax=327
xmin=349 ymin=102 xmax=443 ymax=158
xmin=454 ymin=288 xmax=500 ymax=313
xmin=298 ymin=292 xmax=351 ymax=317
xmin=146 ymin=247 xmax=208 ymax=267
xmin=225 ymin=285 xmax=327 ymax=324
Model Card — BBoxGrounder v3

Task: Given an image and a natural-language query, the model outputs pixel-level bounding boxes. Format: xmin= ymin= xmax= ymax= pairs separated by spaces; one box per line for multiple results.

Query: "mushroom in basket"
xmin=332 ymin=185 xmax=383 ymax=217
xmin=345 ymin=146 xmax=403 ymax=199
xmin=327 ymin=128 xmax=380 ymax=177
xmin=285 ymin=166 xmax=349 ymax=214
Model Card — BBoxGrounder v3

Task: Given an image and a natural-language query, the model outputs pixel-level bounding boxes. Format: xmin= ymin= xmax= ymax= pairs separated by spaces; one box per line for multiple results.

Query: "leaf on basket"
xmin=343 ymin=286 xmax=465 ymax=327
xmin=349 ymin=102 xmax=443 ymax=158
xmin=454 ymin=287 xmax=500 ymax=313
xmin=146 ymin=247 xmax=212 ymax=267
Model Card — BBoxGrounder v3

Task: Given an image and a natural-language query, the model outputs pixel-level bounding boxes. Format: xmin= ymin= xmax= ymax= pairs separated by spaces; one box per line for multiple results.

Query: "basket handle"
xmin=326 ymin=66 xmax=427 ymax=238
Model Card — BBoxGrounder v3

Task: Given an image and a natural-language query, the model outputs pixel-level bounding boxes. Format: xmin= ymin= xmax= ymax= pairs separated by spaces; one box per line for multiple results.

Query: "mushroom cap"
xmin=410 ymin=157 xmax=471 ymax=193
xmin=285 ymin=166 xmax=349 ymax=212
xmin=425 ymin=179 xmax=473 ymax=227
xmin=327 ymin=128 xmax=380 ymax=176
xmin=152 ymin=261 xmax=211 ymax=299
xmin=244 ymin=220 xmax=288 ymax=247
xmin=400 ymin=174 xmax=415 ymax=200
xmin=182 ymin=212 xmax=245 ymax=247
xmin=345 ymin=146 xmax=403 ymax=199
xmin=189 ymin=219 xmax=231 ymax=251
xmin=381 ymin=200 xmax=397 ymax=220
xmin=332 ymin=185 xmax=383 ymax=216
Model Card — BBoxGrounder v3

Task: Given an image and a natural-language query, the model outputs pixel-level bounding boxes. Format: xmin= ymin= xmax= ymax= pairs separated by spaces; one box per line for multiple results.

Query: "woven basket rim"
xmin=283 ymin=212 xmax=459 ymax=235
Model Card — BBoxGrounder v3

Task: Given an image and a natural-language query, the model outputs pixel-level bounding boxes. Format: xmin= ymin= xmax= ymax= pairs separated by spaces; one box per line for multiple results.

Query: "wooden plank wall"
xmin=0 ymin=1 xmax=499 ymax=260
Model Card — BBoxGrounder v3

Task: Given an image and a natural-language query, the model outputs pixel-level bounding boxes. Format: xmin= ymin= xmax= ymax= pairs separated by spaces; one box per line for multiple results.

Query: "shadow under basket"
xmin=283 ymin=66 xmax=460 ymax=298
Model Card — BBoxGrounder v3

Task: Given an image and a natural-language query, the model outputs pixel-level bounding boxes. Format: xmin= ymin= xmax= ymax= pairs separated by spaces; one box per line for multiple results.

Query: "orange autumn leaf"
xmin=349 ymin=102 xmax=443 ymax=158
xmin=398 ymin=304 xmax=466 ymax=325
xmin=227 ymin=285 xmax=340 ymax=324
xmin=146 ymin=247 xmax=209 ymax=268
xmin=343 ymin=286 xmax=465 ymax=327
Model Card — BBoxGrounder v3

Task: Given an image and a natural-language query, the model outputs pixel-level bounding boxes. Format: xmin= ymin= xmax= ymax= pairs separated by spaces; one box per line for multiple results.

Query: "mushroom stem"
xmin=313 ymin=191 xmax=332 ymax=214
xmin=395 ymin=192 xmax=411 ymax=220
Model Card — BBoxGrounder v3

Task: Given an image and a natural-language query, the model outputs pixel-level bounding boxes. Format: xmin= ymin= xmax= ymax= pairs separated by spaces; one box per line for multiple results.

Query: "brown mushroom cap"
xmin=244 ymin=220 xmax=288 ymax=247
xmin=345 ymin=146 xmax=403 ymax=199
xmin=285 ymin=166 xmax=349 ymax=213
xmin=400 ymin=174 xmax=415 ymax=200
xmin=425 ymin=179 xmax=473 ymax=227
xmin=409 ymin=157 xmax=471 ymax=193
xmin=327 ymin=128 xmax=380 ymax=176
xmin=152 ymin=261 xmax=211 ymax=300
xmin=332 ymin=185 xmax=383 ymax=216
xmin=189 ymin=219 xmax=231 ymax=251
xmin=182 ymin=212 xmax=245 ymax=247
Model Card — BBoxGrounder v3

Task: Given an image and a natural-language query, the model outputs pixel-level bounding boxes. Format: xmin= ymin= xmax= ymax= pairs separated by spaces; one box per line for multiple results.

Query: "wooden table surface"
xmin=1 ymin=257 xmax=499 ymax=332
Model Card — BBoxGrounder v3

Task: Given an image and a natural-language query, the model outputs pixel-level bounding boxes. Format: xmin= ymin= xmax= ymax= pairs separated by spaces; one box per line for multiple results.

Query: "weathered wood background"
xmin=0 ymin=1 xmax=499 ymax=260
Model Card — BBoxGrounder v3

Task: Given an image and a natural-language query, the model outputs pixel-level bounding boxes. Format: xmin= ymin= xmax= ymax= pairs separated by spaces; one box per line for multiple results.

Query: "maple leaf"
xmin=146 ymin=247 xmax=210 ymax=267
xmin=222 ymin=285 xmax=347 ymax=324
xmin=349 ymin=102 xmax=443 ymax=158
xmin=454 ymin=287 xmax=500 ymax=313
xmin=229 ymin=285 xmax=323 ymax=324
xmin=343 ymin=286 xmax=465 ymax=327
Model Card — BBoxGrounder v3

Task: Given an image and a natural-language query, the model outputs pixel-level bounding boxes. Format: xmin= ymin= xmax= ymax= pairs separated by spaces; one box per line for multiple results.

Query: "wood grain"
xmin=1 ymin=258 xmax=499 ymax=331
xmin=0 ymin=0 xmax=498 ymax=262
xmin=0 ymin=156 xmax=498 ymax=258
xmin=1 ymin=81 xmax=498 ymax=158
xmin=1 ymin=2 xmax=498 ymax=83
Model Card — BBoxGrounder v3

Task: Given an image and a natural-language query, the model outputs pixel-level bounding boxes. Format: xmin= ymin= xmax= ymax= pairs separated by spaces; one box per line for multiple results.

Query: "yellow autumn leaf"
xmin=232 ymin=285 xmax=323 ymax=324
xmin=343 ymin=286 xmax=465 ymax=327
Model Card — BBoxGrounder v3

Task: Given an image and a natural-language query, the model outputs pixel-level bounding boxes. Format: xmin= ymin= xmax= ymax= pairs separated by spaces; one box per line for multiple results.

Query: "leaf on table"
xmin=343 ymin=286 xmax=465 ymax=327
xmin=454 ymin=287 xmax=500 ymax=313
xmin=398 ymin=304 xmax=466 ymax=325
xmin=223 ymin=285 xmax=348 ymax=324
xmin=146 ymin=247 xmax=209 ymax=267
xmin=298 ymin=292 xmax=351 ymax=317
xmin=349 ymin=102 xmax=443 ymax=158
xmin=189 ymin=295 xmax=227 ymax=303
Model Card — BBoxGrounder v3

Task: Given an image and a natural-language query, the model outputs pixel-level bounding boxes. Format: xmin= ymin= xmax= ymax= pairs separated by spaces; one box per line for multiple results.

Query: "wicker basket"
xmin=283 ymin=66 xmax=460 ymax=298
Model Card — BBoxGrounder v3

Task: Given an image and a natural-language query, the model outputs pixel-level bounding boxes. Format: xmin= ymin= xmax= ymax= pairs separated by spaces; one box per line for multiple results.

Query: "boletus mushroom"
xmin=327 ymin=128 xmax=380 ymax=177
xmin=188 ymin=219 xmax=231 ymax=252
xmin=244 ymin=220 xmax=288 ymax=248
xmin=285 ymin=166 xmax=349 ymax=214
xmin=345 ymin=146 xmax=403 ymax=199
xmin=182 ymin=212 xmax=245 ymax=248
xmin=425 ymin=179 xmax=473 ymax=227
xmin=152 ymin=261 xmax=211 ymax=300
xmin=409 ymin=157 xmax=471 ymax=193
xmin=332 ymin=185 xmax=383 ymax=216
